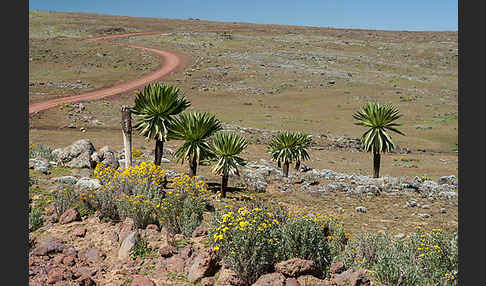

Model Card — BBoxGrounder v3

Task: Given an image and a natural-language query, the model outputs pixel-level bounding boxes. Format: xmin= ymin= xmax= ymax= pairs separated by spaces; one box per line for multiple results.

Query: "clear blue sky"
xmin=29 ymin=0 xmax=458 ymax=31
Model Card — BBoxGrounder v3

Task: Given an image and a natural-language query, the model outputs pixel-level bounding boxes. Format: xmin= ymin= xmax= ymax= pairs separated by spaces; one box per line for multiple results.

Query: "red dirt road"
xmin=28 ymin=30 xmax=233 ymax=115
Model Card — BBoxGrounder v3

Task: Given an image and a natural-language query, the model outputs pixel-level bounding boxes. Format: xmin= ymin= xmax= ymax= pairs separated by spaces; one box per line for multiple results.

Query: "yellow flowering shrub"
xmin=154 ymin=175 xmax=209 ymax=239
xmin=48 ymin=184 xmax=78 ymax=217
xmin=116 ymin=193 xmax=158 ymax=228
xmin=209 ymin=205 xmax=281 ymax=285
xmin=88 ymin=162 xmax=167 ymax=222
xmin=341 ymin=227 xmax=458 ymax=285
xmin=278 ymin=211 xmax=348 ymax=277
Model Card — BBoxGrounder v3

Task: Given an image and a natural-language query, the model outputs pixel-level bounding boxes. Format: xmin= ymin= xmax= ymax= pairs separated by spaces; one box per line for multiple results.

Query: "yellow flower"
xmin=213 ymin=246 xmax=220 ymax=251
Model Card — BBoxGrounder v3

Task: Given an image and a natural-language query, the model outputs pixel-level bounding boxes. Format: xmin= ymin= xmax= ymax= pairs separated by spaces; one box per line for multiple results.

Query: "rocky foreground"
xmin=29 ymin=139 xmax=458 ymax=285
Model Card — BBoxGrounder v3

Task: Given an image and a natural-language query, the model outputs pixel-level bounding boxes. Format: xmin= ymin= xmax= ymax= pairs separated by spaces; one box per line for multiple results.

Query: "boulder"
xmin=47 ymin=267 xmax=64 ymax=284
xmin=75 ymin=177 xmax=101 ymax=192
xmin=32 ymin=237 xmax=66 ymax=256
xmin=118 ymin=231 xmax=140 ymax=261
xmin=331 ymin=269 xmax=370 ymax=286
xmin=187 ymin=248 xmax=219 ymax=282
xmin=118 ymin=217 xmax=137 ymax=243
xmin=216 ymin=268 xmax=245 ymax=286
xmin=275 ymin=258 xmax=317 ymax=277
xmin=329 ymin=262 xmax=346 ymax=275
xmin=53 ymin=176 xmax=79 ymax=185
xmin=29 ymin=158 xmax=51 ymax=174
xmin=285 ymin=278 xmax=300 ymax=286
xmin=201 ymin=277 xmax=216 ymax=286
xmin=252 ymin=272 xmax=286 ymax=286
xmin=297 ymin=275 xmax=329 ymax=286
xmin=130 ymin=276 xmax=155 ymax=286
xmin=73 ymin=226 xmax=87 ymax=237
xmin=80 ymin=248 xmax=106 ymax=263
xmin=439 ymin=175 xmax=457 ymax=186
xmin=52 ymin=139 xmax=96 ymax=168
xmin=158 ymin=245 xmax=177 ymax=258
xmin=59 ymin=208 xmax=81 ymax=224
xmin=91 ymin=148 xmax=120 ymax=170
xmin=165 ymin=256 xmax=185 ymax=273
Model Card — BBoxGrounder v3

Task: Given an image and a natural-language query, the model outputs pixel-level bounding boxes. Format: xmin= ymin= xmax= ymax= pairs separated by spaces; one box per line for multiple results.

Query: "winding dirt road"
xmin=28 ymin=30 xmax=233 ymax=115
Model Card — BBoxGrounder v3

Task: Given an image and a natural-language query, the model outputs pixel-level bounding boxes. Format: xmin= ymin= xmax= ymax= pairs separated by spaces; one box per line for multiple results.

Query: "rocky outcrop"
xmin=52 ymin=139 xmax=96 ymax=168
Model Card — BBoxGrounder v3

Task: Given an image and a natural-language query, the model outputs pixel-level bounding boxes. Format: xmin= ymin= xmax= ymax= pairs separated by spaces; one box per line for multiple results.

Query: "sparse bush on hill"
xmin=48 ymin=184 xmax=78 ymax=218
xmin=341 ymin=228 xmax=458 ymax=285
xmin=29 ymin=207 xmax=44 ymax=232
xmin=29 ymin=142 xmax=56 ymax=161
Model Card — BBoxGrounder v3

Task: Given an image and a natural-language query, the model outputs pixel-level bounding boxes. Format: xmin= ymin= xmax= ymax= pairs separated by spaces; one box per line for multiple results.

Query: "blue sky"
xmin=29 ymin=0 xmax=458 ymax=31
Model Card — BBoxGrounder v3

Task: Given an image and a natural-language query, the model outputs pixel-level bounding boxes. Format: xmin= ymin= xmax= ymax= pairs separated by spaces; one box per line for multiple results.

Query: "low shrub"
xmin=130 ymin=237 xmax=154 ymax=260
xmin=279 ymin=211 xmax=333 ymax=277
xmin=29 ymin=207 xmax=44 ymax=232
xmin=209 ymin=198 xmax=348 ymax=284
xmin=117 ymin=193 xmax=158 ymax=229
xmin=341 ymin=227 xmax=458 ymax=285
xmin=209 ymin=205 xmax=281 ymax=285
xmin=48 ymin=184 xmax=78 ymax=218
xmin=29 ymin=142 xmax=56 ymax=161
xmin=155 ymin=175 xmax=209 ymax=239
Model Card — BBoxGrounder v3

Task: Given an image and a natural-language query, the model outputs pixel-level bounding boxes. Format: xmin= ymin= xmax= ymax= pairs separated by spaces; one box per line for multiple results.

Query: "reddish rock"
xmin=178 ymin=244 xmax=194 ymax=260
xmin=192 ymin=225 xmax=208 ymax=238
xmin=118 ymin=217 xmax=136 ymax=243
xmin=63 ymin=255 xmax=76 ymax=266
xmin=275 ymin=258 xmax=317 ymax=277
xmin=32 ymin=237 xmax=66 ymax=256
xmin=187 ymin=248 xmax=219 ymax=282
xmin=158 ymin=245 xmax=177 ymax=258
xmin=286 ymin=278 xmax=300 ymax=286
xmin=216 ymin=268 xmax=245 ymax=286
xmin=73 ymin=267 xmax=97 ymax=279
xmin=252 ymin=272 xmax=286 ymax=286
xmin=331 ymin=269 xmax=370 ymax=286
xmin=201 ymin=277 xmax=216 ymax=286
xmin=76 ymin=275 xmax=96 ymax=286
xmin=59 ymin=208 xmax=81 ymax=224
xmin=130 ymin=276 xmax=155 ymax=286
xmin=297 ymin=275 xmax=330 ymax=286
xmin=146 ymin=224 xmax=159 ymax=231
xmin=47 ymin=267 xmax=64 ymax=284
xmin=62 ymin=246 xmax=78 ymax=257
xmin=53 ymin=254 xmax=65 ymax=265
xmin=165 ymin=256 xmax=185 ymax=273
xmin=74 ymin=226 xmax=87 ymax=237
xmin=329 ymin=262 xmax=346 ymax=275
xmin=79 ymin=248 xmax=106 ymax=264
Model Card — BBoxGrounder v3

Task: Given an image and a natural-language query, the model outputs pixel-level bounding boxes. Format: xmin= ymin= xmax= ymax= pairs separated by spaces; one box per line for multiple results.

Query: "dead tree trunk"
xmin=121 ymin=106 xmax=132 ymax=169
